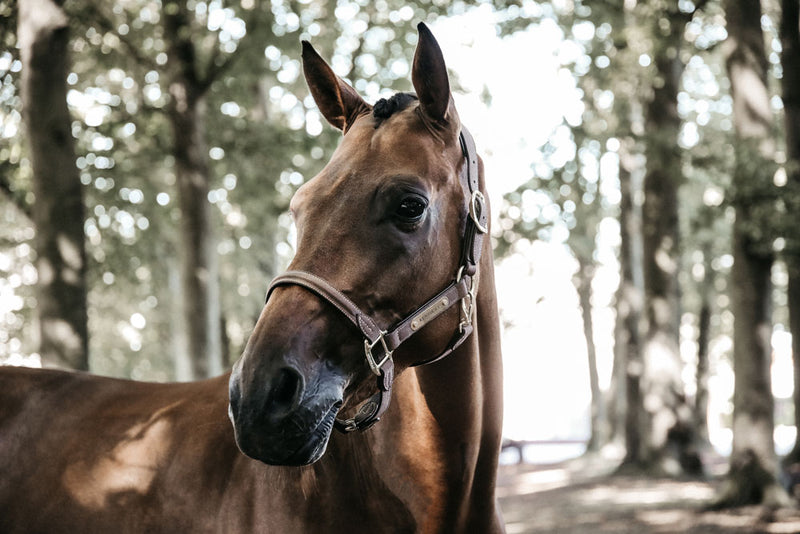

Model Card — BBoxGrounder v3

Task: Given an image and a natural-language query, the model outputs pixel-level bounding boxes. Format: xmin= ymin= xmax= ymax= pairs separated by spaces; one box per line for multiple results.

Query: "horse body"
xmin=0 ymin=316 xmax=500 ymax=533
xmin=0 ymin=23 xmax=504 ymax=533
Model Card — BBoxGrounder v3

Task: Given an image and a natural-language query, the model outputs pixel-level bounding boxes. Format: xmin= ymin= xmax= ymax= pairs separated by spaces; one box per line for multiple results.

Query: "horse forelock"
xmin=372 ymin=92 xmax=418 ymax=127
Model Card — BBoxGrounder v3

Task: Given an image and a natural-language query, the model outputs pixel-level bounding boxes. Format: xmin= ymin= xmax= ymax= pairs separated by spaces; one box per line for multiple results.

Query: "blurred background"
xmin=3 ymin=0 xmax=800 ymax=523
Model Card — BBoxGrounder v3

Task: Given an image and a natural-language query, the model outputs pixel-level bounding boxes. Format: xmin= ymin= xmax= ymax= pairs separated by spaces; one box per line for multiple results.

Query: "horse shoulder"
xmin=0 ymin=367 xmax=257 ymax=533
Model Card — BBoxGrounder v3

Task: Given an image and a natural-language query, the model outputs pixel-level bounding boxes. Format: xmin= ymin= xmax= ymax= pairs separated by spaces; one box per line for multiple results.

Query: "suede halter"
xmin=265 ymin=127 xmax=487 ymax=432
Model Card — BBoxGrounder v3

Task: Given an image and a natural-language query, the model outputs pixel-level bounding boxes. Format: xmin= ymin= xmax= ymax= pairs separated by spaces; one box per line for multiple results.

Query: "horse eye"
xmin=395 ymin=196 xmax=427 ymax=222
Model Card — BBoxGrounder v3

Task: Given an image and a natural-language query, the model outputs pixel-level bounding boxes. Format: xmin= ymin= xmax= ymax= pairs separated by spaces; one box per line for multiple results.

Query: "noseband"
xmin=265 ymin=127 xmax=487 ymax=432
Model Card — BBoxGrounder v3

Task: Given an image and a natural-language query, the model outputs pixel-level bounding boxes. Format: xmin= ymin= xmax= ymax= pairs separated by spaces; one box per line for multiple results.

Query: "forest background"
xmin=3 ymin=0 xmax=800 ymax=510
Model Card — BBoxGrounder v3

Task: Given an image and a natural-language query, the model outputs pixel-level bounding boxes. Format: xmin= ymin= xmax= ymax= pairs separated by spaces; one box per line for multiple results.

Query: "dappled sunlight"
xmin=56 ymin=233 xmax=84 ymax=280
xmin=62 ymin=410 xmax=174 ymax=509
xmin=498 ymin=463 xmax=800 ymax=533
xmin=42 ymin=317 xmax=84 ymax=354
xmin=496 ymin=467 xmax=571 ymax=498
xmin=635 ymin=509 xmax=690 ymax=527
xmin=767 ymin=522 xmax=800 ymax=534
xmin=577 ymin=479 xmax=714 ymax=507
xmin=654 ymin=244 xmax=677 ymax=275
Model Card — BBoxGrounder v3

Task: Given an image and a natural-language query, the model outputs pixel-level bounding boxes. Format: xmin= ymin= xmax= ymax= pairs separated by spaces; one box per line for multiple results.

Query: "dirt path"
xmin=496 ymin=458 xmax=800 ymax=533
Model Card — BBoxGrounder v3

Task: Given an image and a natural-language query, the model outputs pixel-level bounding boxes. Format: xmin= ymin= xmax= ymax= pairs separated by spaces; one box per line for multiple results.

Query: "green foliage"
xmin=1 ymin=0 xmax=479 ymax=378
xmin=494 ymin=0 xmax=751 ymax=349
xmin=3 ymin=0 xmax=796 ymax=391
xmin=496 ymin=1 xmax=623 ymax=266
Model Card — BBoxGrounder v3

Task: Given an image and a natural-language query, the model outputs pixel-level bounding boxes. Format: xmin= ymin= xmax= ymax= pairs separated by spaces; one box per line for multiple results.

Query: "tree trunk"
xmin=616 ymin=138 xmax=646 ymax=465
xmin=780 ymin=0 xmax=800 ymax=469
xmin=786 ymin=270 xmax=800 ymax=463
xmin=576 ymin=257 xmax=602 ymax=451
xmin=694 ymin=263 xmax=712 ymax=445
xmin=637 ymin=2 xmax=701 ymax=475
xmin=713 ymin=0 xmax=789 ymax=508
xmin=607 ymin=0 xmax=646 ymax=458
xmin=169 ymin=257 xmax=192 ymax=381
xmin=164 ymin=1 xmax=222 ymax=379
xmin=18 ymin=0 xmax=88 ymax=371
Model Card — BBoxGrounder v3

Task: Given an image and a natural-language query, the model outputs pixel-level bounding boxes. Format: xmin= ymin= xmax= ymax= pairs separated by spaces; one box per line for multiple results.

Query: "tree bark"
xmin=18 ymin=0 xmax=88 ymax=370
xmin=694 ymin=259 xmax=712 ymax=445
xmin=576 ymin=257 xmax=602 ymax=451
xmin=780 ymin=0 xmax=800 ymax=467
xmin=606 ymin=0 xmax=646 ymax=458
xmin=163 ymin=1 xmax=222 ymax=379
xmin=616 ymin=138 xmax=646 ymax=465
xmin=637 ymin=1 xmax=701 ymax=475
xmin=713 ymin=0 xmax=789 ymax=508
xmin=169 ymin=257 xmax=192 ymax=381
xmin=789 ymin=272 xmax=800 ymax=460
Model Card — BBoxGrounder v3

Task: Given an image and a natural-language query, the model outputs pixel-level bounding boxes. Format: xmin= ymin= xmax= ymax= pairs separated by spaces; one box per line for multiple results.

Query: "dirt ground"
xmin=496 ymin=456 xmax=800 ymax=533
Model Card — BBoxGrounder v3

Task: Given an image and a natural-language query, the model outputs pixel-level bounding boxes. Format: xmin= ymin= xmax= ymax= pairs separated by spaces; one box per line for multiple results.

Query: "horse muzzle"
xmin=228 ymin=357 xmax=346 ymax=466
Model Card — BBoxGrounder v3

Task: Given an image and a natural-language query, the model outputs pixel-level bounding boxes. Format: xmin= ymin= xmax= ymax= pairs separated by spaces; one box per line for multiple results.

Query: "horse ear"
xmin=301 ymin=41 xmax=370 ymax=132
xmin=412 ymin=22 xmax=453 ymax=125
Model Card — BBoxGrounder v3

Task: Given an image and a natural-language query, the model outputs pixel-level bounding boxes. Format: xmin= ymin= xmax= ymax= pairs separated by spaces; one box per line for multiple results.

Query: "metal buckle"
xmin=455 ymin=265 xmax=466 ymax=283
xmin=338 ymin=418 xmax=359 ymax=432
xmin=469 ymin=190 xmax=488 ymax=234
xmin=459 ymin=275 xmax=476 ymax=334
xmin=364 ymin=332 xmax=392 ymax=376
xmin=337 ymin=399 xmax=380 ymax=433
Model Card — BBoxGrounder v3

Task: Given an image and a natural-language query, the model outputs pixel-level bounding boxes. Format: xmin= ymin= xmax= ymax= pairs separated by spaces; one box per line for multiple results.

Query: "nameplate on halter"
xmin=410 ymin=297 xmax=450 ymax=331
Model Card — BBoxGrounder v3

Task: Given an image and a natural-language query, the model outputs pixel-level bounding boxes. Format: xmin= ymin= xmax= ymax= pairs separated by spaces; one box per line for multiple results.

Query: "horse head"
xmin=228 ymin=23 xmax=485 ymax=466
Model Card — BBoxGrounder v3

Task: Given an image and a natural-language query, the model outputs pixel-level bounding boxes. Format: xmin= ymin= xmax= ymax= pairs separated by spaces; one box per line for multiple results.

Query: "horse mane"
xmin=373 ymin=92 xmax=418 ymax=126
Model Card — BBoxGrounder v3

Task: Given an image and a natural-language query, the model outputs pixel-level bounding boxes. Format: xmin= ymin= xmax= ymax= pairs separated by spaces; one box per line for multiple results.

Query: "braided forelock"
xmin=372 ymin=92 xmax=418 ymax=126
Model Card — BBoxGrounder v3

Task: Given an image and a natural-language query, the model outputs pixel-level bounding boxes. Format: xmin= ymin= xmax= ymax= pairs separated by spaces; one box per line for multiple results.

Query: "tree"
xmin=2 ymin=0 xmax=470 ymax=380
xmin=617 ymin=133 xmax=646 ymax=461
xmin=712 ymin=0 xmax=788 ymax=508
xmin=780 ymin=0 xmax=800 ymax=468
xmin=17 ymin=0 xmax=88 ymax=370
xmin=498 ymin=125 xmax=609 ymax=451
xmin=162 ymin=0 xmax=224 ymax=379
xmin=674 ymin=0 xmax=737 ymax=457
xmin=616 ymin=0 xmax=705 ymax=475
xmin=74 ymin=1 xmax=269 ymax=379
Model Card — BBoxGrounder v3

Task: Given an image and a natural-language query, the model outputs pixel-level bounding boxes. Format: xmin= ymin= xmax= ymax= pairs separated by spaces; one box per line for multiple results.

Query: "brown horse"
xmin=0 ymin=23 xmax=504 ymax=533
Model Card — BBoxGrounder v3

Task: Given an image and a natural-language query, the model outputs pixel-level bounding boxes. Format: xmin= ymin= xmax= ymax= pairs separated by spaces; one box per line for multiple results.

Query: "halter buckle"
xmin=459 ymin=275 xmax=476 ymax=334
xmin=336 ymin=398 xmax=380 ymax=432
xmin=364 ymin=332 xmax=392 ymax=376
xmin=469 ymin=190 xmax=488 ymax=234
xmin=338 ymin=418 xmax=359 ymax=433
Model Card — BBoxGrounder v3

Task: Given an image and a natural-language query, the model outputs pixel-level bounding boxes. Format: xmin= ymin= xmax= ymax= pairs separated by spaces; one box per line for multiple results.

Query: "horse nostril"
xmin=266 ymin=367 xmax=304 ymax=416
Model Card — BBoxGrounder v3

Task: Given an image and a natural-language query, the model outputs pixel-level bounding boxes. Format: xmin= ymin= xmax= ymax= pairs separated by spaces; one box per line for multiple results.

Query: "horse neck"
xmin=225 ymin=260 xmax=503 ymax=532
xmin=346 ymin=246 xmax=503 ymax=530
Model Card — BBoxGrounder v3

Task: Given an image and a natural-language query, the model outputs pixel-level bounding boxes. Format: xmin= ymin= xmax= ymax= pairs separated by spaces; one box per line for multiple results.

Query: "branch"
xmin=198 ymin=7 xmax=263 ymax=92
xmin=670 ymin=0 xmax=712 ymax=24
xmin=80 ymin=4 xmax=159 ymax=71
xmin=692 ymin=0 xmax=712 ymax=16
xmin=163 ymin=2 xmax=201 ymax=89
xmin=0 ymin=163 xmax=32 ymax=220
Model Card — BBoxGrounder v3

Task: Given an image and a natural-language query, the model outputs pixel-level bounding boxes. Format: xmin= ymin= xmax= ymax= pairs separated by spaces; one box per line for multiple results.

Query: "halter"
xmin=265 ymin=127 xmax=487 ymax=432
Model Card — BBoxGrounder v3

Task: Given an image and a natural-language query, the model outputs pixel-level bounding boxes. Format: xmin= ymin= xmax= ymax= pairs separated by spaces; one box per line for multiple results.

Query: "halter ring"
xmin=364 ymin=332 xmax=393 ymax=376
xmin=459 ymin=277 xmax=476 ymax=333
xmin=470 ymin=190 xmax=488 ymax=234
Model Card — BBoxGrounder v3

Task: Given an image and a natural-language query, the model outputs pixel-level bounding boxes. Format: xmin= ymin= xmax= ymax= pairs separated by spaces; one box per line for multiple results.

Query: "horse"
xmin=0 ymin=22 xmax=505 ymax=533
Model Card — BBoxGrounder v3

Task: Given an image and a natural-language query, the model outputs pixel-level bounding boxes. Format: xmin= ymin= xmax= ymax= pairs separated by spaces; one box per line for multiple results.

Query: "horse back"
xmin=0 ymin=366 xmax=248 ymax=534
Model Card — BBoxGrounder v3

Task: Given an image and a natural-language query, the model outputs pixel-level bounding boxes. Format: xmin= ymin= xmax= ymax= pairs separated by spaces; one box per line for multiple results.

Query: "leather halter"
xmin=265 ymin=127 xmax=487 ymax=432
